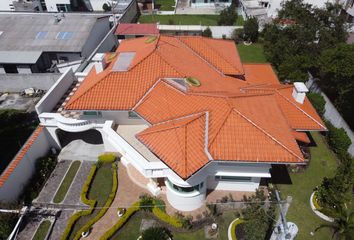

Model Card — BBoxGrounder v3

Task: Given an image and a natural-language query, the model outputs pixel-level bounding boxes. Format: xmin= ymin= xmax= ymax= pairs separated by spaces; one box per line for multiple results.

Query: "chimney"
xmin=92 ymin=53 xmax=107 ymax=73
xmin=292 ymin=82 xmax=309 ymax=104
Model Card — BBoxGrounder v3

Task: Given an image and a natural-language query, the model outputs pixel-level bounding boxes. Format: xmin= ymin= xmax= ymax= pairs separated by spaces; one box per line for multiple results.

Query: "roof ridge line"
xmin=175 ymin=37 xmax=225 ymax=77
xmin=208 ymin=106 xmax=233 ymax=148
xmin=232 ymin=108 xmax=303 ymax=162
xmin=276 ymin=89 xmax=327 ymax=130
xmin=137 ymin=112 xmax=206 ymax=136
xmin=155 ymin=50 xmax=185 ymax=77
xmin=202 ymin=38 xmax=244 ymax=74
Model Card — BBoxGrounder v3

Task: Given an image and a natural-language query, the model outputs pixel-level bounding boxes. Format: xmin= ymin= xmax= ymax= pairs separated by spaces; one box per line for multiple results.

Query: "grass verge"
xmin=53 ymin=161 xmax=81 ymax=203
xmin=277 ymin=132 xmax=338 ymax=240
xmin=155 ymin=0 xmax=175 ymax=11
xmin=138 ymin=15 xmax=244 ymax=26
xmin=32 ymin=220 xmax=51 ymax=240
xmin=237 ymin=43 xmax=267 ymax=63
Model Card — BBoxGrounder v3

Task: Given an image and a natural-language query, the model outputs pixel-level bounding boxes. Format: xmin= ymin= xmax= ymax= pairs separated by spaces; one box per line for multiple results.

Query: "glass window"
xmin=83 ymin=111 xmax=101 ymax=116
xmin=36 ymin=31 xmax=48 ymax=40
xmin=166 ymin=179 xmax=203 ymax=193
xmin=56 ymin=32 xmax=74 ymax=40
xmin=128 ymin=111 xmax=140 ymax=119
xmin=215 ymin=176 xmax=252 ymax=182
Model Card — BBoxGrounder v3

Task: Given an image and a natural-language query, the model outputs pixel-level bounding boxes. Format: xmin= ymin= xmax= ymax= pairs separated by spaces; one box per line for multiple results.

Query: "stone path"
xmin=49 ymin=210 xmax=75 ymax=240
xmin=34 ymin=160 xmax=71 ymax=203
xmin=63 ymin=161 xmax=93 ymax=206
xmin=85 ymin=163 xmax=149 ymax=240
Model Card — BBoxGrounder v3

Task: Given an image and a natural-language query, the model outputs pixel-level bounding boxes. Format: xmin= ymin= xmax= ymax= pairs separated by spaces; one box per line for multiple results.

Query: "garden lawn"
xmin=237 ymin=43 xmax=267 ymax=63
xmin=53 ymin=161 xmax=81 ymax=203
xmin=68 ymin=163 xmax=113 ymax=240
xmin=32 ymin=220 xmax=51 ymax=240
xmin=277 ymin=132 xmax=338 ymax=240
xmin=138 ymin=15 xmax=244 ymax=26
xmin=155 ymin=0 xmax=175 ymax=11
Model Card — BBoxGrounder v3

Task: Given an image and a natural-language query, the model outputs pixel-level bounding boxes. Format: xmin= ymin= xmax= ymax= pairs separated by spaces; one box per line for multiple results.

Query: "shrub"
xmin=307 ymin=92 xmax=326 ymax=116
xmin=202 ymin=27 xmax=212 ymax=38
xmin=72 ymin=163 xmax=118 ymax=240
xmin=153 ymin=198 xmax=166 ymax=212
xmin=325 ymin=121 xmax=351 ymax=158
xmin=98 ymin=153 xmax=117 ymax=163
xmin=152 ymin=207 xmax=183 ymax=228
xmin=102 ymin=3 xmax=111 ymax=11
xmin=218 ymin=5 xmax=237 ymax=26
xmin=141 ymin=227 xmax=172 ymax=240
xmin=99 ymin=202 xmax=140 ymax=240
xmin=139 ymin=194 xmax=154 ymax=212
xmin=60 ymin=165 xmax=97 ymax=240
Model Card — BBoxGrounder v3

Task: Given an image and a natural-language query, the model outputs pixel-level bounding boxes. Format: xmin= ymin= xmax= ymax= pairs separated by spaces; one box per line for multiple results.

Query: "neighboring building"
xmin=35 ymin=35 xmax=326 ymax=211
xmin=37 ymin=0 xmax=113 ymax=12
xmin=115 ymin=23 xmax=159 ymax=39
xmin=0 ymin=13 xmax=112 ymax=74
xmin=0 ymin=0 xmax=15 ymax=11
xmin=340 ymin=0 xmax=354 ymax=29
xmin=191 ymin=0 xmax=232 ymax=8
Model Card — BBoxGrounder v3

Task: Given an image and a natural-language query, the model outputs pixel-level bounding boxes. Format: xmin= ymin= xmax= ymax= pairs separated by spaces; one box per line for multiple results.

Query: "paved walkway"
xmin=34 ymin=160 xmax=71 ymax=203
xmin=85 ymin=163 xmax=149 ymax=240
xmin=58 ymin=140 xmax=104 ymax=162
xmin=17 ymin=216 xmax=43 ymax=240
xmin=63 ymin=161 xmax=92 ymax=206
xmin=49 ymin=210 xmax=75 ymax=240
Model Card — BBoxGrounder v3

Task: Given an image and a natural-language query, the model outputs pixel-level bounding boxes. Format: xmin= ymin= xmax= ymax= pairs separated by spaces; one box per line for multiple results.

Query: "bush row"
xmin=72 ymin=163 xmax=118 ymax=240
xmin=60 ymin=165 xmax=97 ymax=240
xmin=325 ymin=121 xmax=351 ymax=159
xmin=98 ymin=153 xmax=117 ymax=163
xmin=99 ymin=202 xmax=141 ymax=240
xmin=152 ymin=207 xmax=183 ymax=228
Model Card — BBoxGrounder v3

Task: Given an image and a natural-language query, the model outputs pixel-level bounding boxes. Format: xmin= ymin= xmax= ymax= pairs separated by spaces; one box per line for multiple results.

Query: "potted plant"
xmin=117 ymin=207 xmax=126 ymax=217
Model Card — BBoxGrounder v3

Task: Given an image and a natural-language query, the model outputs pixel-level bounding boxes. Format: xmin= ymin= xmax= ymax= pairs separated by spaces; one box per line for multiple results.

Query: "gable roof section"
xmin=179 ymin=36 xmax=244 ymax=76
xmin=243 ymin=64 xmax=280 ymax=85
xmin=137 ymin=113 xmax=209 ymax=179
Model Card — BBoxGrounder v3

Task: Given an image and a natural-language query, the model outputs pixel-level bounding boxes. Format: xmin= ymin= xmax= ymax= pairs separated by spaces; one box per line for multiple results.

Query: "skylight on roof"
xmin=56 ymin=31 xmax=74 ymax=40
xmin=112 ymin=52 xmax=136 ymax=72
xmin=35 ymin=31 xmax=48 ymax=40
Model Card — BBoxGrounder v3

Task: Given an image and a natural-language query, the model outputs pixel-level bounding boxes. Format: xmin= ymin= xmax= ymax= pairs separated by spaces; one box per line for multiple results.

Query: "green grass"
xmin=237 ymin=43 xmax=267 ymax=63
xmin=277 ymin=132 xmax=338 ymax=240
xmin=111 ymin=210 xmax=237 ymax=240
xmin=53 ymin=161 xmax=81 ymax=203
xmin=138 ymin=15 xmax=244 ymax=26
xmin=155 ymin=0 xmax=175 ymax=11
xmin=68 ymin=164 xmax=113 ymax=239
xmin=32 ymin=220 xmax=51 ymax=240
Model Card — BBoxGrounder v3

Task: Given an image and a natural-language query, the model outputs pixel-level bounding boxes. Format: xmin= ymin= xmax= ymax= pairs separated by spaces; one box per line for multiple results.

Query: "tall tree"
xmin=243 ymin=17 xmax=259 ymax=42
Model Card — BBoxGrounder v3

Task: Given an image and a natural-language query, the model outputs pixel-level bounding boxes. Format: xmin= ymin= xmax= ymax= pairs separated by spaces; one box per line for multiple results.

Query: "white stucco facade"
xmin=0 ymin=0 xmax=15 ymax=11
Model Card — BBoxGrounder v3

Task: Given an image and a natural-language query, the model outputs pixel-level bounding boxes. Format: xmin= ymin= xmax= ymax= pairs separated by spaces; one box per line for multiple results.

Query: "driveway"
xmin=58 ymin=139 xmax=105 ymax=161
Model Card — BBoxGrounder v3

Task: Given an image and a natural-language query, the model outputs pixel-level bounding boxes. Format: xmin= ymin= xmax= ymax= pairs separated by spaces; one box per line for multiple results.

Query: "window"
xmin=83 ymin=111 xmax=102 ymax=117
xmin=128 ymin=111 xmax=140 ymax=119
xmin=215 ymin=176 xmax=252 ymax=182
xmin=56 ymin=32 xmax=74 ymax=40
xmin=35 ymin=31 xmax=48 ymax=40
xmin=56 ymin=4 xmax=71 ymax=12
xmin=166 ymin=179 xmax=203 ymax=193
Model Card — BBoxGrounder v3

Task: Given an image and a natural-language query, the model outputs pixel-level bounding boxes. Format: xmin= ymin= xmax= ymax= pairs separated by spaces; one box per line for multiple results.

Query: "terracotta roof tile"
xmin=0 ymin=126 xmax=43 ymax=187
xmin=115 ymin=23 xmax=159 ymax=35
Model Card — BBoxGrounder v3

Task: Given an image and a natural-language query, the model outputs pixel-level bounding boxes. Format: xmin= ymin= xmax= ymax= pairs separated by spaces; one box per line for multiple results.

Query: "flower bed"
xmin=228 ymin=218 xmax=244 ymax=240
xmin=310 ymin=191 xmax=334 ymax=222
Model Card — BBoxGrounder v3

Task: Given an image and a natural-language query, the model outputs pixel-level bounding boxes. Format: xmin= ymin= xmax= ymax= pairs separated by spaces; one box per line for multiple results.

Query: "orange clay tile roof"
xmin=0 ymin=126 xmax=43 ymax=187
xmin=63 ymin=36 xmax=326 ymax=179
xmin=292 ymin=131 xmax=311 ymax=144
xmin=137 ymin=113 xmax=209 ymax=179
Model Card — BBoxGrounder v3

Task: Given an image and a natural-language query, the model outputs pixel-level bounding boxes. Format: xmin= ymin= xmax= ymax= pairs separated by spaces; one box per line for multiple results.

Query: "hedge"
xmin=152 ymin=207 xmax=183 ymax=228
xmin=312 ymin=192 xmax=322 ymax=211
xmin=99 ymin=202 xmax=141 ymax=240
xmin=60 ymin=165 xmax=97 ymax=240
xmin=325 ymin=121 xmax=351 ymax=158
xmin=307 ymin=92 xmax=326 ymax=116
xmin=72 ymin=163 xmax=118 ymax=240
xmin=98 ymin=153 xmax=117 ymax=163
xmin=230 ymin=219 xmax=244 ymax=240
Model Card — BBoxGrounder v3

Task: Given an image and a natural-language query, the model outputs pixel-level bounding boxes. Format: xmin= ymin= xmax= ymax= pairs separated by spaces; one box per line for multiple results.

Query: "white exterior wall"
xmin=44 ymin=0 xmax=70 ymax=12
xmin=17 ymin=65 xmax=32 ymax=74
xmin=207 ymin=176 xmax=260 ymax=191
xmin=0 ymin=129 xmax=52 ymax=201
xmin=90 ymin=0 xmax=110 ymax=11
xmin=0 ymin=0 xmax=15 ymax=11
xmin=0 ymin=65 xmax=6 ymax=74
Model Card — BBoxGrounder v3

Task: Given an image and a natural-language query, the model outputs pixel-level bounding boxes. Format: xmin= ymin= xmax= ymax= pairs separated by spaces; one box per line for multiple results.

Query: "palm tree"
xmin=315 ymin=204 xmax=354 ymax=240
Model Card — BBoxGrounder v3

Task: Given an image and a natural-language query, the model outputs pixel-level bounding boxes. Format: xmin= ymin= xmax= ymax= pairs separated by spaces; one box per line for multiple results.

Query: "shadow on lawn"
xmin=270 ymin=165 xmax=292 ymax=185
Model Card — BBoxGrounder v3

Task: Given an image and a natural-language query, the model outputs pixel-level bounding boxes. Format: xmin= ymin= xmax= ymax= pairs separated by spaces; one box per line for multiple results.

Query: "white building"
xmin=31 ymin=35 xmax=326 ymax=211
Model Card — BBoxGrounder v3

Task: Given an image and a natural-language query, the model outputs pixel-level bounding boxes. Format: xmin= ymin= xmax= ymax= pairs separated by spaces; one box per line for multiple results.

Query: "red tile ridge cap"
xmin=275 ymin=89 xmax=327 ymax=130
xmin=0 ymin=126 xmax=44 ymax=187
xmin=231 ymin=108 xmax=304 ymax=162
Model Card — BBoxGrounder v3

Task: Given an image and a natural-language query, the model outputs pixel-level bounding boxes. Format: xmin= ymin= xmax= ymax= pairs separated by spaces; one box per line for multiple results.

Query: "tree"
xmin=307 ymin=92 xmax=326 ymax=116
xmin=218 ymin=5 xmax=237 ymax=26
xmin=141 ymin=227 xmax=172 ymax=240
xmin=262 ymin=0 xmax=347 ymax=82
xmin=202 ymin=27 xmax=212 ymax=38
xmin=243 ymin=17 xmax=259 ymax=42
xmin=315 ymin=204 xmax=354 ymax=240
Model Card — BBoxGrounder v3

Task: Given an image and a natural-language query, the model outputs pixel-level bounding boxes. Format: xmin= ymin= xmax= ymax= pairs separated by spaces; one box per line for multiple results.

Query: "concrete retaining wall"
xmin=306 ymin=76 xmax=354 ymax=156
xmin=0 ymin=73 xmax=62 ymax=92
